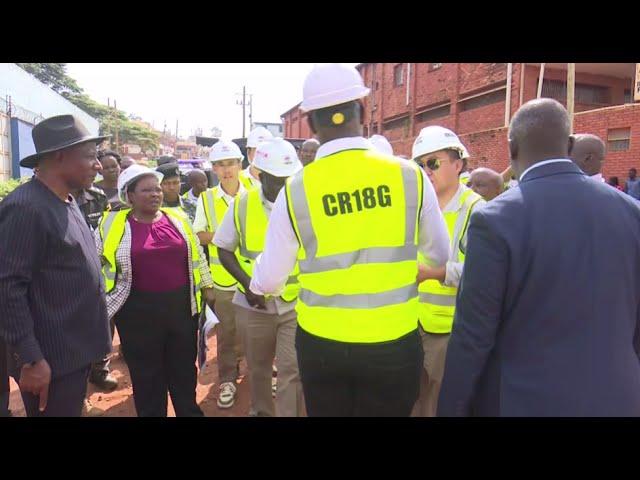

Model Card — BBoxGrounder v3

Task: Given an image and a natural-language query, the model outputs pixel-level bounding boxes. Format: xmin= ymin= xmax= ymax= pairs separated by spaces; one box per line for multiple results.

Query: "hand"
xmin=203 ymin=288 xmax=215 ymax=310
xmin=244 ymin=288 xmax=267 ymax=310
xmin=417 ymin=263 xmax=429 ymax=284
xmin=417 ymin=264 xmax=446 ymax=283
xmin=19 ymin=359 xmax=52 ymax=412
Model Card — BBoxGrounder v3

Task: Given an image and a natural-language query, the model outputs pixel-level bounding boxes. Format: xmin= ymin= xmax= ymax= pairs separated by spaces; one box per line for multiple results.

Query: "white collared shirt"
xmin=249 ymin=136 xmax=451 ymax=297
xmin=519 ymin=159 xmax=573 ymax=182
xmin=193 ymin=181 xmax=246 ymax=234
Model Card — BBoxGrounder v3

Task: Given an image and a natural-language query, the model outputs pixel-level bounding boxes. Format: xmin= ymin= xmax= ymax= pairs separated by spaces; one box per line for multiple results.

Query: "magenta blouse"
xmin=129 ymin=213 xmax=189 ymax=292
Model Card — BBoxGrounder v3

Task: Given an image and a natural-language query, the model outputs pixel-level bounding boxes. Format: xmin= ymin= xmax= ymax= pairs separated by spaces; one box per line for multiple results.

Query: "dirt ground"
xmin=8 ymin=329 xmax=252 ymax=417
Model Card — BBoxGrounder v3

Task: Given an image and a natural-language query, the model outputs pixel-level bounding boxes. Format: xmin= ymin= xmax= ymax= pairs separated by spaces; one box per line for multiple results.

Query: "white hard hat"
xmin=117 ymin=164 xmax=163 ymax=204
xmin=209 ymin=139 xmax=243 ymax=163
xmin=369 ymin=135 xmax=394 ymax=156
xmin=412 ymin=126 xmax=470 ymax=161
xmin=246 ymin=126 xmax=274 ymax=148
xmin=253 ymin=138 xmax=302 ymax=178
xmin=300 ymin=63 xmax=370 ymax=113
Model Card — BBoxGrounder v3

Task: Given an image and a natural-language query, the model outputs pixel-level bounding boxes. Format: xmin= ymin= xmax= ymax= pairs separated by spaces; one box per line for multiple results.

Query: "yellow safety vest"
xmin=233 ymin=187 xmax=300 ymax=303
xmin=99 ymin=208 xmax=204 ymax=313
xmin=201 ymin=186 xmax=240 ymax=289
xmin=459 ymin=172 xmax=470 ymax=185
xmin=285 ymin=149 xmax=423 ymax=343
xmin=239 ymin=169 xmax=259 ymax=190
xmin=418 ymin=187 xmax=482 ymax=333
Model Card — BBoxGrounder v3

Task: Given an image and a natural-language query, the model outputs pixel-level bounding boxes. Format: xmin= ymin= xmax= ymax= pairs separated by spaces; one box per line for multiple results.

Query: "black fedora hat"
xmin=20 ymin=114 xmax=111 ymax=168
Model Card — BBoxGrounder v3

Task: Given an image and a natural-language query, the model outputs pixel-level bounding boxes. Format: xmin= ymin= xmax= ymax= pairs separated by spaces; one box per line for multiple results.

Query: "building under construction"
xmin=281 ymin=63 xmax=640 ymax=183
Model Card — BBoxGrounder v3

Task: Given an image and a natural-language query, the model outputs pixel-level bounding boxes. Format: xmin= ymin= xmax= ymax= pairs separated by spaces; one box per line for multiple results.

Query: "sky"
xmin=66 ymin=63 xmax=357 ymax=140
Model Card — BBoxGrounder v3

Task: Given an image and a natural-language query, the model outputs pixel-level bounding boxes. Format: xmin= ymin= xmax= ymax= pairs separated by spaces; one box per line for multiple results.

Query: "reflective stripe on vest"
xmin=285 ymin=149 xmax=422 ymax=343
xmin=418 ymin=187 xmax=482 ymax=333
xmin=233 ymin=188 xmax=300 ymax=303
xmin=201 ymin=187 xmax=239 ymax=288
xmin=99 ymin=208 xmax=204 ymax=313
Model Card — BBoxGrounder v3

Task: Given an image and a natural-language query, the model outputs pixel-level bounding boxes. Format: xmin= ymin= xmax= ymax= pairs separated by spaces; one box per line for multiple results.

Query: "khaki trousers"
xmin=413 ymin=328 xmax=450 ymax=417
xmin=235 ymin=307 xmax=305 ymax=417
xmin=213 ymin=288 xmax=244 ymax=384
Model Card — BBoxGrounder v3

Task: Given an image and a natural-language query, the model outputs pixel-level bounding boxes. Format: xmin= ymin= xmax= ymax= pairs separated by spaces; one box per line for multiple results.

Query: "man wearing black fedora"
xmin=0 ymin=114 xmax=113 ymax=417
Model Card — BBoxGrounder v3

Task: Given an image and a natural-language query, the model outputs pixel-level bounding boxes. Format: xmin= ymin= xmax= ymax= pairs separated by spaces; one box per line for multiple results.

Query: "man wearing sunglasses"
xmin=412 ymin=126 xmax=485 ymax=417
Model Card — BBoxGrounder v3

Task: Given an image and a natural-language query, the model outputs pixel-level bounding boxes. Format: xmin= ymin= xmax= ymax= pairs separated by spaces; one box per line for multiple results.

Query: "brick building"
xmin=281 ymin=63 xmax=639 ymax=183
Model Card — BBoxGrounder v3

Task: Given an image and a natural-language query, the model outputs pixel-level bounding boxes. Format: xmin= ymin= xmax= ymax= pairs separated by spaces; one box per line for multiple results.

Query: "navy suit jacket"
xmin=437 ymin=160 xmax=640 ymax=416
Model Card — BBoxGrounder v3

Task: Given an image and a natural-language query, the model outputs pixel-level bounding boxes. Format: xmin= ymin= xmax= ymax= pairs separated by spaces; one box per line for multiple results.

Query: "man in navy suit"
xmin=437 ymin=98 xmax=640 ymax=417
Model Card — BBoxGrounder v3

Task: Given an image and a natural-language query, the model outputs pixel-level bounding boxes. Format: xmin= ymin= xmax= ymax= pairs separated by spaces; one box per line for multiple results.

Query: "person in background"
xmin=624 ymin=168 xmax=640 ymax=200
xmin=0 ymin=114 xmax=112 ymax=417
xmin=569 ymin=133 xmax=606 ymax=182
xmin=95 ymin=165 xmax=215 ymax=417
xmin=240 ymin=127 xmax=274 ymax=189
xmin=438 ymin=98 xmax=640 ymax=417
xmin=95 ymin=150 xmax=125 ymax=211
xmin=608 ymin=176 xmax=624 ymax=191
xmin=157 ymin=155 xmax=177 ymax=167
xmin=156 ymin=162 xmax=197 ymax=222
xmin=184 ymin=169 xmax=209 ymax=205
xmin=120 ymin=156 xmax=136 ymax=170
xmin=468 ymin=167 xmax=504 ymax=201
xmin=299 ymin=138 xmax=320 ymax=167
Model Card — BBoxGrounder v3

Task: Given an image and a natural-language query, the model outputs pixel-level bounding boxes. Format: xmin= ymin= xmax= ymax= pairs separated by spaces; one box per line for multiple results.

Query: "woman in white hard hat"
xmin=214 ymin=138 xmax=305 ymax=417
xmin=95 ymin=164 xmax=215 ymax=417
xmin=193 ymin=139 xmax=247 ymax=409
xmin=240 ymin=127 xmax=274 ymax=189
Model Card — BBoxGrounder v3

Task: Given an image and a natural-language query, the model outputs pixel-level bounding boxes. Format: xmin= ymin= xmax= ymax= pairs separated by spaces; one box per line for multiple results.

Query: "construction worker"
xmin=193 ymin=139 xmax=246 ymax=409
xmin=369 ymin=134 xmax=394 ymax=156
xmin=156 ymin=163 xmax=197 ymax=222
xmin=214 ymin=138 xmax=305 ymax=417
xmin=411 ymin=125 xmax=485 ymax=417
xmin=468 ymin=167 xmax=504 ymax=201
xmin=240 ymin=127 xmax=274 ymax=189
xmin=249 ymin=63 xmax=450 ymax=417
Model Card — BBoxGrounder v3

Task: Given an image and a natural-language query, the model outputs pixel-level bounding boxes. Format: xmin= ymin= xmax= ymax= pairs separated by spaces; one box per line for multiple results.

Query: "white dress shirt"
xmin=249 ymin=136 xmax=451 ymax=296
xmin=214 ymin=188 xmax=295 ymax=315
xmin=193 ymin=181 xmax=246 ymax=234
xmin=519 ymin=159 xmax=573 ymax=182
xmin=441 ymin=184 xmax=486 ymax=288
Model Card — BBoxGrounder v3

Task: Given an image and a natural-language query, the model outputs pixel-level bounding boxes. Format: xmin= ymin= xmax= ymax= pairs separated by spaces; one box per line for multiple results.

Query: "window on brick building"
xmin=416 ymin=104 xmax=451 ymax=122
xmin=458 ymin=89 xmax=506 ymax=112
xmin=607 ymin=128 xmax=631 ymax=151
xmin=383 ymin=116 xmax=410 ymax=134
xmin=541 ymin=79 xmax=611 ymax=105
xmin=363 ymin=126 xmax=369 ymax=137
xmin=429 ymin=63 xmax=443 ymax=71
xmin=624 ymin=89 xmax=632 ymax=104
xmin=394 ymin=64 xmax=404 ymax=87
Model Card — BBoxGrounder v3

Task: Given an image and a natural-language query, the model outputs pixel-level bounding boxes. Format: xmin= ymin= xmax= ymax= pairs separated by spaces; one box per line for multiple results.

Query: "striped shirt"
xmin=94 ymin=211 xmax=214 ymax=320
xmin=0 ymin=178 xmax=112 ymax=378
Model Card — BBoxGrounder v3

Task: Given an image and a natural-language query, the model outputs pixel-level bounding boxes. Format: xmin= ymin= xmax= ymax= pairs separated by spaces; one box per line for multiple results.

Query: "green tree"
xmin=15 ymin=63 xmax=160 ymax=153
xmin=15 ymin=63 xmax=82 ymax=96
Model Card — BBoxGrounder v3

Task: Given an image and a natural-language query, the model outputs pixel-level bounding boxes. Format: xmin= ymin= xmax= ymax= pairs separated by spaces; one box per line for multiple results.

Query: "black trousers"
xmin=1 ymin=337 xmax=9 ymax=417
xmin=90 ymin=320 xmax=115 ymax=379
xmin=295 ymin=326 xmax=423 ymax=417
xmin=13 ymin=366 xmax=90 ymax=417
xmin=114 ymin=286 xmax=203 ymax=417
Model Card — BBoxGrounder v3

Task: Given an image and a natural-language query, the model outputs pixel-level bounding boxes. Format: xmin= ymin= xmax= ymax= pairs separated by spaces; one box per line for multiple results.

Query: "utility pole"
xmin=176 ymin=119 xmax=179 ymax=142
xmin=249 ymin=94 xmax=253 ymax=131
xmin=114 ymin=99 xmax=119 ymax=152
xmin=236 ymin=86 xmax=251 ymax=137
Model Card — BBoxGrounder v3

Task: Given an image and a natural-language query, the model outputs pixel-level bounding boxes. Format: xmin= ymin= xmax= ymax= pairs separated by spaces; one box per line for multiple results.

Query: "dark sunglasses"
xmin=416 ymin=157 xmax=441 ymax=171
